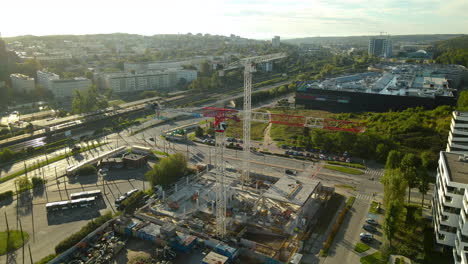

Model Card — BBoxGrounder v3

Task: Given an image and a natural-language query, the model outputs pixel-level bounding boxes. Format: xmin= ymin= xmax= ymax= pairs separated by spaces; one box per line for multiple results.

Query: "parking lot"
xmin=0 ymin=167 xmax=149 ymax=263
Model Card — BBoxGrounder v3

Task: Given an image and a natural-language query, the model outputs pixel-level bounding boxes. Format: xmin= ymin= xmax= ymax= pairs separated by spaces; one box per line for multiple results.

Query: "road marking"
xmin=355 ymin=193 xmax=375 ymax=201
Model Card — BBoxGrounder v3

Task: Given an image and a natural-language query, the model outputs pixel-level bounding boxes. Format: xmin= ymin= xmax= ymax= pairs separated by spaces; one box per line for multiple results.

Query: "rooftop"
xmin=263 ymin=175 xmax=320 ymax=206
xmin=443 ymin=152 xmax=468 ymax=184
xmin=202 ymin=251 xmax=228 ymax=264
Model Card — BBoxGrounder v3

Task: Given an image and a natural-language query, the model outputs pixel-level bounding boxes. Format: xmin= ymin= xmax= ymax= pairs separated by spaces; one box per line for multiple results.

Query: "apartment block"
xmin=447 ymin=111 xmax=468 ymax=154
xmin=433 ymin=151 xmax=468 ymax=264
xmin=104 ymin=69 xmax=197 ymax=93
xmin=369 ymin=37 xmax=392 ymax=58
xmin=49 ymin=78 xmax=91 ymax=98
xmin=10 ymin=73 xmax=35 ymax=93
xmin=37 ymin=70 xmax=60 ymax=90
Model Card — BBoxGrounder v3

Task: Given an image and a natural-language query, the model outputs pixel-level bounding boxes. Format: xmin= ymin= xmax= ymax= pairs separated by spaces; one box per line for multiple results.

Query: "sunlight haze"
xmin=2 ymin=0 xmax=468 ymax=38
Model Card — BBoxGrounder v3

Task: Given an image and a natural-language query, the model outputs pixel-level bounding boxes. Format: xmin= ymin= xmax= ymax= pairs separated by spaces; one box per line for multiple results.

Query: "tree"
xmin=16 ymin=176 xmax=32 ymax=192
xmin=457 ymin=90 xmax=468 ymax=111
xmin=418 ymin=169 xmax=431 ymax=208
xmin=385 ymin=150 xmax=402 ymax=170
xmin=421 ymin=151 xmax=436 ymax=170
xmin=375 ymin=143 xmax=391 ymax=163
xmin=195 ymin=126 xmax=204 ymax=138
xmin=0 ymin=148 xmax=15 ymax=162
xmin=71 ymin=86 xmax=109 ymax=114
xmin=401 ymin=153 xmax=421 ymax=203
xmin=383 ymin=201 xmax=401 ymax=247
xmin=200 ymin=60 xmax=211 ymax=77
xmin=146 ymin=153 xmax=188 ymax=188
xmin=381 ymin=168 xmax=407 ymax=208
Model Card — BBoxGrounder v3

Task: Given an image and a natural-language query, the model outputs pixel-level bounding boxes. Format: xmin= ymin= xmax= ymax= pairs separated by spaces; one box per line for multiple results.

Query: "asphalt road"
xmin=0 ymin=101 xmax=434 ymax=263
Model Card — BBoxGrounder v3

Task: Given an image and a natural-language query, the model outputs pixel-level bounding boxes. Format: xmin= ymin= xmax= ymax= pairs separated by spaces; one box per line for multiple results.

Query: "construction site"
xmin=47 ymin=53 xmax=365 ymax=264
xmin=135 ymin=168 xmax=333 ymax=263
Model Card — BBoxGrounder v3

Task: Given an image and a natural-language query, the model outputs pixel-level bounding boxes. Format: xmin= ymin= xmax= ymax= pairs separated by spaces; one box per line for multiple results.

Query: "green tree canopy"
xmin=146 ymin=153 xmax=189 ymax=188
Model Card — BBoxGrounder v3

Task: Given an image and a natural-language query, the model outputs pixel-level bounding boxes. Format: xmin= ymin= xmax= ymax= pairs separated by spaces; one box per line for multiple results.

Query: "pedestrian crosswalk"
xmin=365 ymin=168 xmax=384 ymax=178
xmin=355 ymin=192 xmax=375 ymax=201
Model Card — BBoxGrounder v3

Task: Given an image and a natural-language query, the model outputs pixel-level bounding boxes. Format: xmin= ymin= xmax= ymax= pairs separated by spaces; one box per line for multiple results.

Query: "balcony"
xmin=454 ymin=249 xmax=462 ymax=264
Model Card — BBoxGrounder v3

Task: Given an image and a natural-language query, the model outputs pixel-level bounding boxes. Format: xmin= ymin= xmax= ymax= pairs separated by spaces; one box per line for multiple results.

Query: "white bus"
xmin=69 ymin=190 xmax=102 ymax=200
xmin=46 ymin=197 xmax=96 ymax=213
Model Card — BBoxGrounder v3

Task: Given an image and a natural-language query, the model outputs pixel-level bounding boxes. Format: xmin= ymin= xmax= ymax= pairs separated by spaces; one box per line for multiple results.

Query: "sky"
xmin=1 ymin=0 xmax=468 ymax=39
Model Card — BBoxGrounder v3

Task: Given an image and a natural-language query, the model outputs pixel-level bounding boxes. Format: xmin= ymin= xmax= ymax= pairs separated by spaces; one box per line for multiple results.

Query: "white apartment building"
xmin=175 ymin=69 xmax=198 ymax=83
xmin=50 ymin=78 xmax=91 ymax=98
xmin=433 ymin=151 xmax=468 ymax=264
xmin=10 ymin=73 xmax=35 ymax=93
xmin=447 ymin=111 xmax=468 ymax=155
xmin=104 ymin=69 xmax=197 ymax=93
xmin=37 ymin=70 xmax=60 ymax=90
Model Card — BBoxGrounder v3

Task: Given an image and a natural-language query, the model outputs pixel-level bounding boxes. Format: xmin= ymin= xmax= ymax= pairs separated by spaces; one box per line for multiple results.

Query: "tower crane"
xmin=238 ymin=53 xmax=287 ymax=184
xmin=156 ymin=105 xmax=365 ymax=237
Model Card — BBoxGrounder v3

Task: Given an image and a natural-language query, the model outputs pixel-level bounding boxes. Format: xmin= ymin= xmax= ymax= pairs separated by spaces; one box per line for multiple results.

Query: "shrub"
xmin=0 ymin=191 xmax=13 ymax=201
xmin=75 ymin=165 xmax=97 ymax=176
xmin=321 ymin=205 xmax=350 ymax=256
xmin=120 ymin=191 xmax=144 ymax=213
xmin=327 ymin=161 xmax=366 ymax=169
xmin=16 ymin=176 xmax=32 ymax=192
xmin=31 ymin=177 xmax=46 ymax=188
xmin=55 ymin=212 xmax=113 ymax=254
xmin=35 ymin=254 xmax=57 ymax=264
xmin=346 ymin=196 xmax=356 ymax=209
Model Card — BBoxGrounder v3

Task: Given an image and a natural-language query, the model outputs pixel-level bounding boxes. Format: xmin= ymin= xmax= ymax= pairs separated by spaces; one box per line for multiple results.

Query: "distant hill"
xmin=284 ymin=34 xmax=466 ymax=46
xmin=435 ymin=36 xmax=468 ymax=50
xmin=433 ymin=36 xmax=468 ymax=67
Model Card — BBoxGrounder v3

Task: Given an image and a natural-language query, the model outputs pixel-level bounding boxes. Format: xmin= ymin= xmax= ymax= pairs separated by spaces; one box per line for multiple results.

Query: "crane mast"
xmin=241 ymin=53 xmax=286 ymax=184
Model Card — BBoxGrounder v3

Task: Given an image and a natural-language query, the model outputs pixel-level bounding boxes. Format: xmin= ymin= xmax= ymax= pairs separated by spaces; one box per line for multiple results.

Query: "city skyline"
xmin=1 ymin=0 xmax=468 ymax=39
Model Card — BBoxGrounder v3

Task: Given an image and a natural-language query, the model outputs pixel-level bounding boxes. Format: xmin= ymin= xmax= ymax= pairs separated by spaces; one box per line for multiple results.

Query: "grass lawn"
xmin=360 ymin=251 xmax=385 ymax=264
xmin=369 ymin=201 xmax=381 ymax=214
xmin=354 ymin=242 xmax=370 ymax=253
xmin=0 ymin=230 xmax=29 ymax=255
xmin=335 ymin=184 xmax=356 ymax=191
xmin=389 ymin=204 xmax=453 ymax=264
xmin=327 ymin=161 xmax=366 ymax=169
xmin=152 ymin=150 xmax=169 ymax=157
xmin=226 ymin=118 xmax=269 ymax=141
xmin=324 ymin=165 xmax=364 ymax=175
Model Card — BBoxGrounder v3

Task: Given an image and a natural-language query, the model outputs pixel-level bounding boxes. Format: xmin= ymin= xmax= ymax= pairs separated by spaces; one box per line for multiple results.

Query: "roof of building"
xmin=202 ymin=251 xmax=229 ymax=264
xmin=263 ymin=175 xmax=320 ymax=206
xmin=123 ymin=153 xmax=146 ymax=161
xmin=443 ymin=152 xmax=468 ymax=184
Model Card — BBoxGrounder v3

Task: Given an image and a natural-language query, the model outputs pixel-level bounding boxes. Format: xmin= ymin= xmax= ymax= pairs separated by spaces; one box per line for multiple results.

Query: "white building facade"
xmin=104 ymin=69 xmax=197 ymax=93
xmin=447 ymin=111 xmax=468 ymax=155
xmin=37 ymin=70 xmax=60 ymax=90
xmin=433 ymin=151 xmax=468 ymax=264
xmin=10 ymin=73 xmax=35 ymax=93
xmin=50 ymin=78 xmax=91 ymax=98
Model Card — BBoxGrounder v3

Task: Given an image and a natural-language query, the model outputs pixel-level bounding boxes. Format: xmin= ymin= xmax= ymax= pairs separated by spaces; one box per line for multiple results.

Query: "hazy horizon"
xmin=1 ymin=0 xmax=468 ymax=40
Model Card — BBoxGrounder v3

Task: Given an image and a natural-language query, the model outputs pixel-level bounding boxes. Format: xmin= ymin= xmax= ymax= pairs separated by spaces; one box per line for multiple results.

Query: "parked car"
xmin=363 ymin=224 xmax=377 ymax=233
xmin=365 ymin=218 xmax=378 ymax=226
xmin=360 ymin=232 xmax=373 ymax=242
xmin=285 ymin=169 xmax=297 ymax=175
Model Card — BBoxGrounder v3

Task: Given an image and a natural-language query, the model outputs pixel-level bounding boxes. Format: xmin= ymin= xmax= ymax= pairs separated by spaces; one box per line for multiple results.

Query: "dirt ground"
xmin=113 ymin=238 xmax=155 ymax=264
